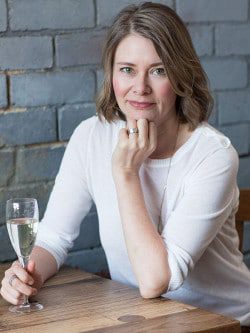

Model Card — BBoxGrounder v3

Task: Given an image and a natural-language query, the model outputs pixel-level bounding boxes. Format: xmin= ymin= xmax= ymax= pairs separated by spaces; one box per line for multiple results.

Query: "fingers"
xmin=0 ymin=263 xmax=37 ymax=305
xmin=26 ymin=260 xmax=36 ymax=275
xmin=1 ymin=277 xmax=23 ymax=299
xmin=0 ymin=287 xmax=24 ymax=306
xmin=137 ymin=119 xmax=149 ymax=144
xmin=11 ymin=265 xmax=34 ymax=286
xmin=149 ymin=121 xmax=157 ymax=153
xmin=126 ymin=118 xmax=137 ymax=131
xmin=126 ymin=118 xmax=138 ymax=143
xmin=113 ymin=118 xmax=157 ymax=176
xmin=5 ymin=273 xmax=36 ymax=297
xmin=126 ymin=118 xmax=156 ymax=152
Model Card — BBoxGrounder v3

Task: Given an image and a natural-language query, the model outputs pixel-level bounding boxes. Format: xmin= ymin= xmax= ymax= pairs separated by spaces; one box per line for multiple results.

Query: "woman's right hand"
xmin=0 ymin=260 xmax=43 ymax=305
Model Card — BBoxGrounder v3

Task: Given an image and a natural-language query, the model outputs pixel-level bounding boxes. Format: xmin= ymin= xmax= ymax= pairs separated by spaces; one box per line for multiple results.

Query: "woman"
xmin=1 ymin=2 xmax=250 ymax=328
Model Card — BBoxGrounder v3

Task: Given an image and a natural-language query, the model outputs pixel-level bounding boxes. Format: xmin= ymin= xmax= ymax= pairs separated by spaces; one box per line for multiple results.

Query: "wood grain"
xmin=236 ymin=189 xmax=250 ymax=221
xmin=236 ymin=189 xmax=250 ymax=252
xmin=0 ymin=263 xmax=93 ymax=287
xmin=0 ymin=264 xmax=240 ymax=333
xmin=87 ymin=308 xmax=240 ymax=333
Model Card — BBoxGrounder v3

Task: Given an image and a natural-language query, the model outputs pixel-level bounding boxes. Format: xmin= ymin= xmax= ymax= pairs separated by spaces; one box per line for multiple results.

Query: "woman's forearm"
xmin=114 ymin=172 xmax=171 ymax=298
xmin=30 ymin=246 xmax=58 ymax=285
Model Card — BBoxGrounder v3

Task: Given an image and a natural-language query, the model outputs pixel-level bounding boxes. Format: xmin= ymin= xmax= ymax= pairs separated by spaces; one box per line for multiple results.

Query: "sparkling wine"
xmin=7 ymin=218 xmax=38 ymax=258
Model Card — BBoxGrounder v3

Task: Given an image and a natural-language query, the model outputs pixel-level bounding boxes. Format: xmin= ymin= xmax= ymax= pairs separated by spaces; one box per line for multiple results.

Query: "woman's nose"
xmin=132 ymin=74 xmax=151 ymax=95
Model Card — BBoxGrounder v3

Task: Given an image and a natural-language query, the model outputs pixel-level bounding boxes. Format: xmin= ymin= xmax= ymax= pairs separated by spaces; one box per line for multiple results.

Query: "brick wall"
xmin=0 ymin=0 xmax=249 ymax=270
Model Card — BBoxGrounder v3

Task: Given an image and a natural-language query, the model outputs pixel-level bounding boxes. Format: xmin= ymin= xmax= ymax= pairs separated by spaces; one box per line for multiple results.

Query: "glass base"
xmin=9 ymin=302 xmax=43 ymax=313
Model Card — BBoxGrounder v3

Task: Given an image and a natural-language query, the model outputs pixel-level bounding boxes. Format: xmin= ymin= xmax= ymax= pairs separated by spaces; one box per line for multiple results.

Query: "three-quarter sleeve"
xmin=35 ymin=119 xmax=94 ymax=268
xmin=161 ymin=146 xmax=239 ymax=291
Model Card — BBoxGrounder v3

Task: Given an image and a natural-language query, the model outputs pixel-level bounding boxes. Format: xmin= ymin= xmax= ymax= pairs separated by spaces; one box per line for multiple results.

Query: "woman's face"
xmin=112 ymin=34 xmax=177 ymax=127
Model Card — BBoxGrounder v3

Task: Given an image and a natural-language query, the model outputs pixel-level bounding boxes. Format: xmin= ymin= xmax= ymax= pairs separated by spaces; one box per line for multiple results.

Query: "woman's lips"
xmin=128 ymin=101 xmax=155 ymax=109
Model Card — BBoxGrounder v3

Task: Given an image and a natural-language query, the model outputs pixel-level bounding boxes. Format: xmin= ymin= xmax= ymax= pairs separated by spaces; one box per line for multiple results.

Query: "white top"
xmin=36 ymin=116 xmax=250 ymax=325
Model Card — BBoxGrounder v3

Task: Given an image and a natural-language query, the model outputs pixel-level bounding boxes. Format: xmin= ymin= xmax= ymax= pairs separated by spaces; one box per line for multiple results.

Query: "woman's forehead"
xmin=114 ymin=34 xmax=162 ymax=63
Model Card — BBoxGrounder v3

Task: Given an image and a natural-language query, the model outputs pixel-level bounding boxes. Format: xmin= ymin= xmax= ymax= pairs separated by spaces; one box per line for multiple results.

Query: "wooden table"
xmin=0 ymin=263 xmax=240 ymax=332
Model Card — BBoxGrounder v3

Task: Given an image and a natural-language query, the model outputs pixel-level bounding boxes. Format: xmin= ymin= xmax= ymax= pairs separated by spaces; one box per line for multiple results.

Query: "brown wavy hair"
xmin=96 ymin=2 xmax=213 ymax=130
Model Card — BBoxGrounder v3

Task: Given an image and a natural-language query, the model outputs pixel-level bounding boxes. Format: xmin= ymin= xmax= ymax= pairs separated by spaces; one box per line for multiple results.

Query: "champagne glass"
xmin=6 ymin=198 xmax=43 ymax=313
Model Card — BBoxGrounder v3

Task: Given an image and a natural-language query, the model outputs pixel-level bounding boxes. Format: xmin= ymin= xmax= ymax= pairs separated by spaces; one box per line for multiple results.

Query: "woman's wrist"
xmin=112 ymin=167 xmax=140 ymax=183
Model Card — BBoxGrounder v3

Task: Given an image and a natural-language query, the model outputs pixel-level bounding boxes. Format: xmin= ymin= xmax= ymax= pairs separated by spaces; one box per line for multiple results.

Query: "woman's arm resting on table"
xmin=114 ymin=172 xmax=171 ymax=298
xmin=112 ymin=119 xmax=170 ymax=298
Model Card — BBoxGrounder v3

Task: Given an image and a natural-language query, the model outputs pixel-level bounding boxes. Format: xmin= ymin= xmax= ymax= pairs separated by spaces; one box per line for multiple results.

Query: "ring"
xmin=9 ymin=274 xmax=18 ymax=287
xmin=128 ymin=128 xmax=139 ymax=135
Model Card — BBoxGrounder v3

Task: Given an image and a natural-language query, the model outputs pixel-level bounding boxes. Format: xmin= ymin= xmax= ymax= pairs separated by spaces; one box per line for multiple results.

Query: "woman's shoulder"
xmin=68 ymin=115 xmax=125 ymax=154
xmin=74 ymin=115 xmax=103 ymax=135
xmin=182 ymin=123 xmax=239 ymax=185
xmin=74 ymin=115 xmax=123 ymax=138
xmin=196 ymin=123 xmax=237 ymax=154
xmin=176 ymin=122 xmax=238 ymax=164
xmin=194 ymin=122 xmax=239 ymax=167
xmin=199 ymin=123 xmax=230 ymax=146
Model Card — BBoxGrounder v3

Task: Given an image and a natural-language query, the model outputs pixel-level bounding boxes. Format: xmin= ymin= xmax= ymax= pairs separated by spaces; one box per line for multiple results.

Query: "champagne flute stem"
xmin=18 ymin=256 xmax=30 ymax=307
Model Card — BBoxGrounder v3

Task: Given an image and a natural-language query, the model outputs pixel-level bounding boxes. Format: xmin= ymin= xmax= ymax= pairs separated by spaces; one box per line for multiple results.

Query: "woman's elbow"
xmin=139 ymin=278 xmax=169 ymax=299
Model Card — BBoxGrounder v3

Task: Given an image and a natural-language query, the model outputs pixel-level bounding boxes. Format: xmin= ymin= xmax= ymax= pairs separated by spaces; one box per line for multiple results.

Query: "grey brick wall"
xmin=176 ymin=0 xmax=248 ymax=22
xmin=0 ymin=75 xmax=7 ymax=107
xmin=16 ymin=145 xmax=66 ymax=183
xmin=202 ymin=59 xmax=247 ymax=90
xmin=56 ymin=31 xmax=105 ymax=66
xmin=9 ymin=0 xmax=95 ymax=30
xmin=0 ymin=149 xmax=14 ymax=186
xmin=0 ymin=108 xmax=57 ymax=145
xmin=96 ymin=0 xmax=174 ymax=26
xmin=0 ymin=37 xmax=53 ymax=70
xmin=0 ymin=0 xmax=7 ymax=32
xmin=11 ymin=71 xmax=95 ymax=107
xmin=58 ymin=103 xmax=96 ymax=140
xmin=0 ymin=0 xmax=250 ymax=271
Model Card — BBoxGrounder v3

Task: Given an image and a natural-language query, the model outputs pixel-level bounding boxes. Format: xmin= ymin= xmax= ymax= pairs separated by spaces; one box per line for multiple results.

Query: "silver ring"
xmin=9 ymin=274 xmax=18 ymax=287
xmin=128 ymin=128 xmax=139 ymax=135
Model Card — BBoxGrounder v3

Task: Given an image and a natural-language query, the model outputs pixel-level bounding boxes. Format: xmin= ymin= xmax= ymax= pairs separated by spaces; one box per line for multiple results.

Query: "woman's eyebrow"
xmin=115 ymin=62 xmax=164 ymax=66
xmin=115 ymin=62 xmax=136 ymax=66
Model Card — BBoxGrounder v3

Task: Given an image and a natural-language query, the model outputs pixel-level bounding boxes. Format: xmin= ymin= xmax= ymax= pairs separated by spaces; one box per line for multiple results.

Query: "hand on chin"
xmin=125 ymin=113 xmax=156 ymax=124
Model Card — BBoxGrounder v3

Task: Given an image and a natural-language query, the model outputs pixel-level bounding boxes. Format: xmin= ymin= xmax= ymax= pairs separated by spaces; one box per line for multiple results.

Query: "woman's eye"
xmin=152 ymin=68 xmax=166 ymax=76
xmin=120 ymin=67 xmax=133 ymax=74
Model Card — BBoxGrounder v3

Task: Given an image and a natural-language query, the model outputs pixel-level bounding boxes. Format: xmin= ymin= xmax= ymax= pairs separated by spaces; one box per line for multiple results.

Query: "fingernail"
xmin=28 ymin=280 xmax=33 ymax=285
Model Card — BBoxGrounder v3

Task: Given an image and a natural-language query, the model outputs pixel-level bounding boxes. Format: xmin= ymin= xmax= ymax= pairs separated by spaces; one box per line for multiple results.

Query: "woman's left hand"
xmin=112 ymin=118 xmax=157 ymax=179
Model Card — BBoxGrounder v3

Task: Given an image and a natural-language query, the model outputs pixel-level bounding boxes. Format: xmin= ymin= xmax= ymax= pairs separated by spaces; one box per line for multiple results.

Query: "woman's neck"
xmin=149 ymin=119 xmax=192 ymax=159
